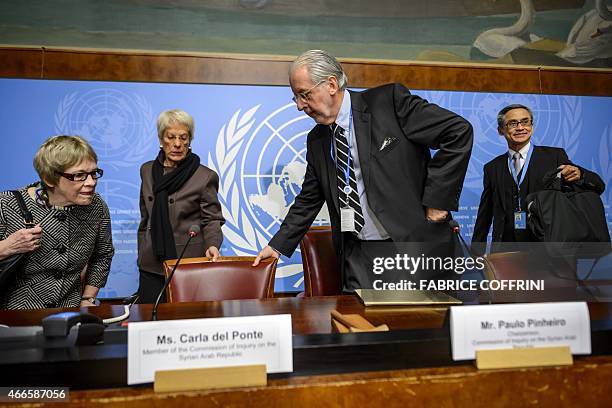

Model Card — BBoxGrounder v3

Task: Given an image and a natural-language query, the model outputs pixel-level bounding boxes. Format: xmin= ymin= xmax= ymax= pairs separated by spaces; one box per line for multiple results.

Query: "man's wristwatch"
xmin=81 ymin=296 xmax=97 ymax=304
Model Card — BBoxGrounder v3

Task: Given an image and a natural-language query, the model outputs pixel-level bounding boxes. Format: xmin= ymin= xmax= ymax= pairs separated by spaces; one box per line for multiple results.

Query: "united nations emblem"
xmin=208 ymin=103 xmax=330 ymax=289
xmin=54 ymin=89 xmax=153 ymax=168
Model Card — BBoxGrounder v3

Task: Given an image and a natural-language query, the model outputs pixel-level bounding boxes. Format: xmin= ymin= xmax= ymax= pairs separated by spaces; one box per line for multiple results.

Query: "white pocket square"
xmin=379 ymin=137 xmax=397 ymax=151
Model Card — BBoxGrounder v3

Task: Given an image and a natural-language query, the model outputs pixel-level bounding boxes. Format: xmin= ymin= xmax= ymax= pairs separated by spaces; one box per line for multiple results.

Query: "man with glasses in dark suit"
xmin=471 ymin=104 xmax=605 ymax=256
xmin=253 ymin=49 xmax=473 ymax=292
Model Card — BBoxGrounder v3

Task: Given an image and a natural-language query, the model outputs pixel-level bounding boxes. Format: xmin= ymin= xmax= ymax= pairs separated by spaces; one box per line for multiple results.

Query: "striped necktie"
xmin=333 ymin=123 xmax=364 ymax=233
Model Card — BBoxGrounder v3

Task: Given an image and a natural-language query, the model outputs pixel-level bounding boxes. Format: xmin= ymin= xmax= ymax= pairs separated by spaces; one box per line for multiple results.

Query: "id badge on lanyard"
xmin=340 ymin=207 xmax=357 ymax=232
xmin=514 ymin=211 xmax=527 ymax=229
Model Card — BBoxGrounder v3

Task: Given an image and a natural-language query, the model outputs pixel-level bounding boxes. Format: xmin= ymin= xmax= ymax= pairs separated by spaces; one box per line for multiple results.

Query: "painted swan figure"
xmin=473 ymin=0 xmax=538 ymax=58
xmin=557 ymin=0 xmax=612 ymax=64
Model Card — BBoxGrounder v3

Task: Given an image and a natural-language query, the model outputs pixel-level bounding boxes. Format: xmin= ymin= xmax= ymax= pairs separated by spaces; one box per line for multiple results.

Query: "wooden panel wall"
xmin=1 ymin=46 xmax=611 ymax=96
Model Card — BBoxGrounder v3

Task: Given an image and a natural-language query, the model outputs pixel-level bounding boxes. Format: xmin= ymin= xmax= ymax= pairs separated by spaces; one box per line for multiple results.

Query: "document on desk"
xmin=127 ymin=314 xmax=293 ymax=385
xmin=450 ymin=302 xmax=591 ymax=360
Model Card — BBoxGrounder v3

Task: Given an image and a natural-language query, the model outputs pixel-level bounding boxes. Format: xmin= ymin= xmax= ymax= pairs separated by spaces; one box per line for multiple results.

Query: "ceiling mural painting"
xmin=0 ymin=0 xmax=610 ymax=68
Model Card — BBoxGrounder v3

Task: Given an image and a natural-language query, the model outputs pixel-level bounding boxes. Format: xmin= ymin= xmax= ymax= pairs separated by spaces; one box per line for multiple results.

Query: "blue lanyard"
xmin=508 ymin=143 xmax=533 ymax=210
xmin=330 ymin=111 xmax=354 ymax=190
xmin=507 ymin=143 xmax=533 ymax=187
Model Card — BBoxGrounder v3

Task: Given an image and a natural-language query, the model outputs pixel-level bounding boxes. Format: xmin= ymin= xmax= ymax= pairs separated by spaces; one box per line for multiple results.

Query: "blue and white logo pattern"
xmin=208 ymin=103 xmax=330 ymax=289
xmin=1 ymin=79 xmax=609 ymax=296
xmin=54 ymin=89 xmax=154 ymax=168
xmin=592 ymin=124 xmax=612 ymax=207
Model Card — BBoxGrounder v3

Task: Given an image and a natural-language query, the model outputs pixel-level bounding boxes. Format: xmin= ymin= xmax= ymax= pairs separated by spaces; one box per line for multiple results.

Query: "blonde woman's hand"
xmin=80 ymin=298 xmax=97 ymax=307
xmin=0 ymin=225 xmax=42 ymax=258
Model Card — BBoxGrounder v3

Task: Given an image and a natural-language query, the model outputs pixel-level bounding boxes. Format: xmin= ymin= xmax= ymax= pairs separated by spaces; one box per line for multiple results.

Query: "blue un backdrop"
xmin=0 ymin=79 xmax=610 ymax=297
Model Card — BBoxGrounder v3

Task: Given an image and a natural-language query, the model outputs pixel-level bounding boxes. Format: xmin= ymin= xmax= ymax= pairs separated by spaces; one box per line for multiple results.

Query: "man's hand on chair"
xmin=253 ymin=245 xmax=280 ymax=266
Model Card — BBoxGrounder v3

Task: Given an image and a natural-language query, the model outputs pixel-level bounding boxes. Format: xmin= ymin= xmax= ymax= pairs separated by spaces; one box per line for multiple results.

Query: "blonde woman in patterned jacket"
xmin=0 ymin=135 xmax=114 ymax=309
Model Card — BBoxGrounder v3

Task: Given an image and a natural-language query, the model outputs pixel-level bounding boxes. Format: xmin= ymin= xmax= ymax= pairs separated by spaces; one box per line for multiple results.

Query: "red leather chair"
xmin=485 ymin=251 xmax=578 ymax=286
xmin=162 ymin=256 xmax=277 ymax=302
xmin=299 ymin=226 xmax=342 ymax=296
xmin=483 ymin=251 xmax=530 ymax=281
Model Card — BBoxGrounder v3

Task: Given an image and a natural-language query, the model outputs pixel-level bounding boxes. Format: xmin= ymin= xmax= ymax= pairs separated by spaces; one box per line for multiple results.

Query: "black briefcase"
xmin=526 ymin=170 xmax=610 ymax=258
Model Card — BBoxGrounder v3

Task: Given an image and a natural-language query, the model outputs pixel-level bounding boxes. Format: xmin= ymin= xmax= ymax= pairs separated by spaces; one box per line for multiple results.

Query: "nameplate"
xmin=127 ymin=314 xmax=293 ymax=385
xmin=450 ymin=302 xmax=591 ymax=361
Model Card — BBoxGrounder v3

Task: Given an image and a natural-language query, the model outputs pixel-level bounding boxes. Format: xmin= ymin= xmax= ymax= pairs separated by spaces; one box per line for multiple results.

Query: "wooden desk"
xmin=3 ymin=294 xmax=611 ymax=333
xmin=42 ymin=356 xmax=612 ymax=408
xmin=1 ymin=296 xmax=611 ymax=407
xmin=0 ymin=295 xmax=452 ymax=334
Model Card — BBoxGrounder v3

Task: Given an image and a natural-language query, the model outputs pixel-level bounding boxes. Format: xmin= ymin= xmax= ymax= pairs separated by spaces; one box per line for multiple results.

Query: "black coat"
xmin=269 ymin=83 xmax=473 ymax=286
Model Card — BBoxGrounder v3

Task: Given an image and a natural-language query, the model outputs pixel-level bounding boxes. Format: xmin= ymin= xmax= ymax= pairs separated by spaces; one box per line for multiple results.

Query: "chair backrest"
xmin=485 ymin=251 xmax=579 ymax=286
xmin=299 ymin=226 xmax=341 ymax=296
xmin=162 ymin=256 xmax=277 ymax=302
xmin=484 ymin=251 xmax=530 ymax=281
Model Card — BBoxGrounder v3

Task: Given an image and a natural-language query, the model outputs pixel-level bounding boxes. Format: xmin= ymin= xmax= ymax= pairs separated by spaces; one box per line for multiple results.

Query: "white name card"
xmin=127 ymin=314 xmax=293 ymax=385
xmin=450 ymin=302 xmax=591 ymax=361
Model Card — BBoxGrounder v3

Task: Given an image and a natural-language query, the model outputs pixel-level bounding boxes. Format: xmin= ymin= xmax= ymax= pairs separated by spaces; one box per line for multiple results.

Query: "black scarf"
xmin=151 ymin=150 xmax=200 ymax=260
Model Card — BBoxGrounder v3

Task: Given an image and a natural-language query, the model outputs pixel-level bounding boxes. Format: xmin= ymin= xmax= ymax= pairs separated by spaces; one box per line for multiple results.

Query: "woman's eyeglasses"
xmin=57 ymin=168 xmax=104 ymax=182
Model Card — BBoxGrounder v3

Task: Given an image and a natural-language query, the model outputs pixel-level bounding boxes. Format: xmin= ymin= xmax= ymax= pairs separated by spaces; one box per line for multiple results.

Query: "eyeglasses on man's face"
xmin=505 ymin=118 xmax=533 ymax=129
xmin=292 ymin=80 xmax=326 ymax=104
xmin=57 ymin=168 xmax=104 ymax=182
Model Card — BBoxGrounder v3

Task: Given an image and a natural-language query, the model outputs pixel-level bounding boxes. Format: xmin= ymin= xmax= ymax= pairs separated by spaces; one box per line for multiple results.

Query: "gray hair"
xmin=33 ymin=135 xmax=98 ymax=186
xmin=497 ymin=104 xmax=534 ymax=128
xmin=290 ymin=50 xmax=348 ymax=90
xmin=156 ymin=109 xmax=195 ymax=142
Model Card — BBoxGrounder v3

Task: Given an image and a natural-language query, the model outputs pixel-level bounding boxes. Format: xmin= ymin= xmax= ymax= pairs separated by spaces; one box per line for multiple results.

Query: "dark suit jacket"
xmin=137 ymin=158 xmax=225 ymax=275
xmin=269 ymin=84 xmax=473 ymax=286
xmin=471 ymin=145 xmax=605 ymax=256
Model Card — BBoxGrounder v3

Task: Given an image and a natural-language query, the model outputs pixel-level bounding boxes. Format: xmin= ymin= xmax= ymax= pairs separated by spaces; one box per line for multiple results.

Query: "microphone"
xmin=449 ymin=220 xmax=465 ymax=247
xmin=449 ymin=220 xmax=493 ymax=304
xmin=151 ymin=225 xmax=200 ymax=321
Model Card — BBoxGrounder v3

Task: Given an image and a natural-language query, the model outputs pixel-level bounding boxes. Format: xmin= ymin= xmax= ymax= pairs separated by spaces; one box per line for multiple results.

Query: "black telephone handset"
xmin=42 ymin=312 xmax=105 ymax=346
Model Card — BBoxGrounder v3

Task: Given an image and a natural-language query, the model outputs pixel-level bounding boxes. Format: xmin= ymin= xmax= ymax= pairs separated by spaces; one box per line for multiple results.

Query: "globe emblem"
xmin=94 ymin=179 xmax=141 ymax=298
xmin=240 ymin=103 xmax=330 ymax=238
xmin=55 ymin=89 xmax=153 ymax=164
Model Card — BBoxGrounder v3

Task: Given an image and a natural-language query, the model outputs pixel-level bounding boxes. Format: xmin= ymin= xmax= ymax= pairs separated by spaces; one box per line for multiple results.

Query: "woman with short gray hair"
xmin=0 ymin=135 xmax=114 ymax=309
xmin=136 ymin=109 xmax=225 ymax=303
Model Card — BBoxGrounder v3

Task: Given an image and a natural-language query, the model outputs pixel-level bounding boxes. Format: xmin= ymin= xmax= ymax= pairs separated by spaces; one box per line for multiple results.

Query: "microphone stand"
xmin=450 ymin=221 xmax=493 ymax=304
xmin=151 ymin=232 xmax=196 ymax=321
